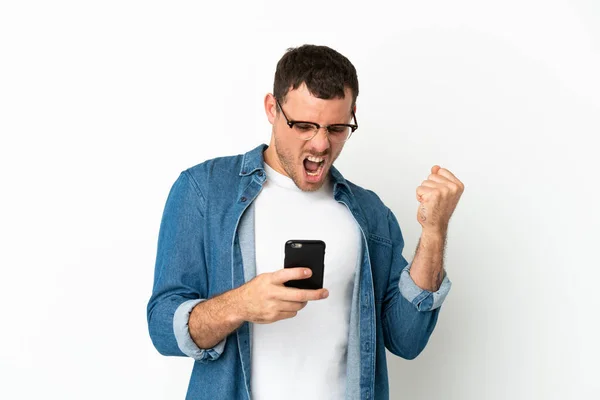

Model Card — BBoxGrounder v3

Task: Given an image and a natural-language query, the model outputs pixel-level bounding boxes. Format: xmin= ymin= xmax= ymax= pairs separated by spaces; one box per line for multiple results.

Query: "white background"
xmin=1 ymin=1 xmax=599 ymax=399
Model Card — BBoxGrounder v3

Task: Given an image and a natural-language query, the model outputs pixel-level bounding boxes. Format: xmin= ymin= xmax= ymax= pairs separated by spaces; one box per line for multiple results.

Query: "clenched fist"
xmin=416 ymin=165 xmax=464 ymax=235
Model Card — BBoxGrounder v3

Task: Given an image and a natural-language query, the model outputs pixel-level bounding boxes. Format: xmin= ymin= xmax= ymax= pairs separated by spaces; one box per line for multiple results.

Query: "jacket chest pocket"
xmin=367 ymin=234 xmax=392 ymax=304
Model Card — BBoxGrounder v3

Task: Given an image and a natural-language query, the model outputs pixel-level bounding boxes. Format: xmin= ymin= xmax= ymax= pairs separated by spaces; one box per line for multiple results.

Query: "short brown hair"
xmin=273 ymin=45 xmax=359 ymax=107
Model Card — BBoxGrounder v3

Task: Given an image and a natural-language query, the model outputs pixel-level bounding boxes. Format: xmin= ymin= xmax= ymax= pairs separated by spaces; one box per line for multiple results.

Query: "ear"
xmin=264 ymin=93 xmax=278 ymax=125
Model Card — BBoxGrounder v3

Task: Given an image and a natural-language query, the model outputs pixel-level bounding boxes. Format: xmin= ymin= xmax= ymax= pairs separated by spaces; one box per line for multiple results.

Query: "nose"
xmin=310 ymin=126 xmax=331 ymax=153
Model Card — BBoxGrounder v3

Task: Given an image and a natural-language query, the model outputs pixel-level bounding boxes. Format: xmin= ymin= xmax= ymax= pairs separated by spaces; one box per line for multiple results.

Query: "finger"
xmin=420 ymin=179 xmax=439 ymax=188
xmin=427 ymin=174 xmax=450 ymax=184
xmin=431 ymin=165 xmax=441 ymax=174
xmin=436 ymin=168 xmax=463 ymax=187
xmin=277 ymin=287 xmax=329 ymax=302
xmin=278 ymin=301 xmax=308 ymax=312
xmin=417 ymin=185 xmax=436 ymax=195
xmin=417 ymin=185 xmax=436 ymax=201
xmin=278 ymin=311 xmax=299 ymax=320
xmin=417 ymin=180 xmax=441 ymax=201
xmin=271 ymin=267 xmax=311 ymax=284
xmin=426 ymin=174 xmax=461 ymax=195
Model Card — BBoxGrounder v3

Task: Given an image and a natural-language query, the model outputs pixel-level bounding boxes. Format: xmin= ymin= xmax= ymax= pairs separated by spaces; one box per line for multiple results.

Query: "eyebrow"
xmin=288 ymin=113 xmax=354 ymax=126
xmin=277 ymin=99 xmax=355 ymax=126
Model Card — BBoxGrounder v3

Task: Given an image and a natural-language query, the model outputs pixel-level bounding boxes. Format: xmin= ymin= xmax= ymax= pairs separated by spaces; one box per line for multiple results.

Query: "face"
xmin=263 ymin=83 xmax=355 ymax=192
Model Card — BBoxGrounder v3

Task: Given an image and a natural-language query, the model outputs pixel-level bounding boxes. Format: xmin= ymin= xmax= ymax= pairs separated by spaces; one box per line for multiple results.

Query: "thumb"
xmin=431 ymin=165 xmax=441 ymax=174
xmin=271 ymin=267 xmax=311 ymax=284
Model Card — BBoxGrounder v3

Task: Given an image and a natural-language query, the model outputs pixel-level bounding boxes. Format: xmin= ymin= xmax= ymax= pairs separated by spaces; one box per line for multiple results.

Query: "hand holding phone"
xmin=235 ymin=266 xmax=328 ymax=324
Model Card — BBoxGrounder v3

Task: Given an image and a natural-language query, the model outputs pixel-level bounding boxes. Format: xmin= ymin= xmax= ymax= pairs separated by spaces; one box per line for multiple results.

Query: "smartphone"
xmin=283 ymin=240 xmax=326 ymax=290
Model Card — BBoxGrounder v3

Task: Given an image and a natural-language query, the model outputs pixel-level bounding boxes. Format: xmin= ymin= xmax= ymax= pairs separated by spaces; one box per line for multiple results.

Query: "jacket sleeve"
xmin=173 ymin=299 xmax=227 ymax=361
xmin=381 ymin=209 xmax=452 ymax=360
xmin=146 ymin=171 xmax=225 ymax=362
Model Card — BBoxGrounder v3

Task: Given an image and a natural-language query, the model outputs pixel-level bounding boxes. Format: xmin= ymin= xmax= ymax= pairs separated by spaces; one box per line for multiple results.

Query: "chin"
xmin=296 ymin=164 xmax=328 ymax=192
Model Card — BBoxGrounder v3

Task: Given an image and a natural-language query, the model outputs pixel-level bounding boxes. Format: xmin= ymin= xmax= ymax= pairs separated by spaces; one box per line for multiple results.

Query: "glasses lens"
xmin=293 ymin=123 xmax=319 ymax=140
xmin=327 ymin=125 xmax=352 ymax=142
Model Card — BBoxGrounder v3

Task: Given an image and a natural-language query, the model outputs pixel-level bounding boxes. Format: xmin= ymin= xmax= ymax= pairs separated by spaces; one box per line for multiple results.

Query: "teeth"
xmin=306 ymin=160 xmax=324 ymax=176
xmin=307 ymin=156 xmax=324 ymax=163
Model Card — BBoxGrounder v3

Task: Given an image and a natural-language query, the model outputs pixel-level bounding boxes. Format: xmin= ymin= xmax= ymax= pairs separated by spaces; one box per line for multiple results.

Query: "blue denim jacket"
xmin=147 ymin=144 xmax=451 ymax=399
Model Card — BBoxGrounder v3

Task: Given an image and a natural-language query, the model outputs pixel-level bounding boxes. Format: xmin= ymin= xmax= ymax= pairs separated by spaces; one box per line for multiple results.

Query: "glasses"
xmin=276 ymin=98 xmax=358 ymax=143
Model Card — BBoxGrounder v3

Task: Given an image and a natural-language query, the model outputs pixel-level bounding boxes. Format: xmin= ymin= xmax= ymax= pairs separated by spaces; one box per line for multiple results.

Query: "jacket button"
xmin=240 ymin=197 xmax=247 ymax=202
xmin=258 ymin=171 xmax=264 ymax=177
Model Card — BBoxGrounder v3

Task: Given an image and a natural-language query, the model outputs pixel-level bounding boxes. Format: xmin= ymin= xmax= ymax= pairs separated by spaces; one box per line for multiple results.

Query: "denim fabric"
xmin=147 ymin=144 xmax=451 ymax=399
xmin=173 ymin=299 xmax=226 ymax=361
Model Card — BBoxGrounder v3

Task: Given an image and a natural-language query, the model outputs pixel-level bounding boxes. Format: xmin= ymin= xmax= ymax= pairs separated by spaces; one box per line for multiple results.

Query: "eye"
xmin=294 ymin=123 xmax=316 ymax=132
xmin=328 ymin=125 xmax=349 ymax=135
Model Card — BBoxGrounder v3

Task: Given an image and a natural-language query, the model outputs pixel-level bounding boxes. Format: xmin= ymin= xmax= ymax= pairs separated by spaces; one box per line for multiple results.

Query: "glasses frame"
xmin=275 ymin=98 xmax=358 ymax=142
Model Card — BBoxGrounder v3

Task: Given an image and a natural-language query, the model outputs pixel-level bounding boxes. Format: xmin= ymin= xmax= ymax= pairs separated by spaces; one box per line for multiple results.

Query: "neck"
xmin=263 ymin=143 xmax=289 ymax=177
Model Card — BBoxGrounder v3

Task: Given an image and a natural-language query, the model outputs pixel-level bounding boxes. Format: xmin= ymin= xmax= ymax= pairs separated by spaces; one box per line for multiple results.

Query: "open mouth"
xmin=303 ymin=156 xmax=326 ymax=181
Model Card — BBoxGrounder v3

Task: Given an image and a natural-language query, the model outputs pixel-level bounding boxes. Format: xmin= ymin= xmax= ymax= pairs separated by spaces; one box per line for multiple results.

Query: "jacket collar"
xmin=239 ymin=144 xmax=352 ymax=196
xmin=329 ymin=164 xmax=353 ymax=196
xmin=239 ymin=144 xmax=268 ymax=177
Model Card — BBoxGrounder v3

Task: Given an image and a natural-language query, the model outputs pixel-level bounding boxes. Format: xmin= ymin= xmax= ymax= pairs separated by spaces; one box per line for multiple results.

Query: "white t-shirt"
xmin=251 ymin=163 xmax=362 ymax=399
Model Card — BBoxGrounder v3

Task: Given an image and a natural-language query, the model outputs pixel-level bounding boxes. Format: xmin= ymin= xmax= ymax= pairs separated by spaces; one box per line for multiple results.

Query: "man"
xmin=147 ymin=44 xmax=464 ymax=399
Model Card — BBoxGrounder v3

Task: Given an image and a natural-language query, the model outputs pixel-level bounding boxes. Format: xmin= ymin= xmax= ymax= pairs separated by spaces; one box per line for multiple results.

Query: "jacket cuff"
xmin=399 ymin=263 xmax=452 ymax=311
xmin=173 ymin=299 xmax=226 ymax=362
